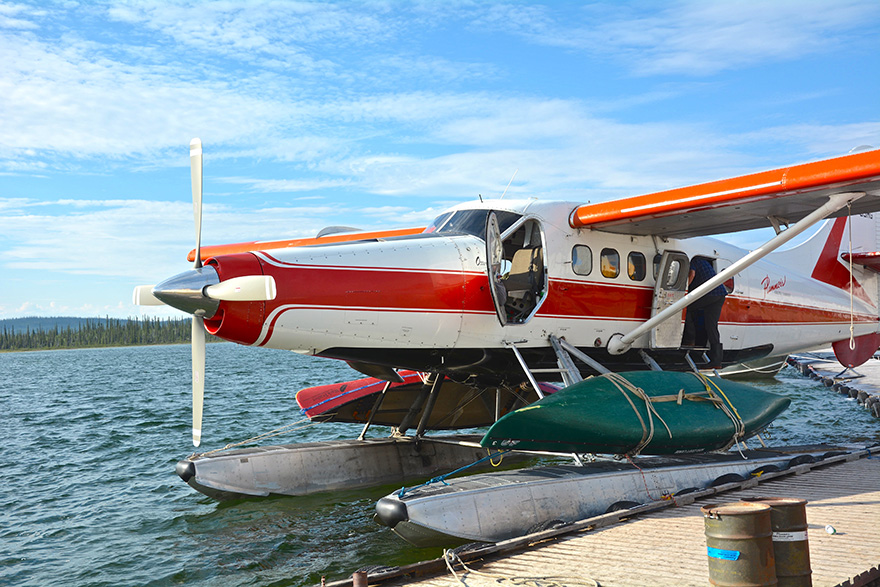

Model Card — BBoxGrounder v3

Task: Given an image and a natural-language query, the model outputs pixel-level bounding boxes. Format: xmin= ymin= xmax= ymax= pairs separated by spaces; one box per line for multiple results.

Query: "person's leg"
xmin=702 ymin=296 xmax=725 ymax=367
xmin=682 ymin=308 xmax=697 ymax=346
xmin=683 ymin=296 xmax=711 ymax=347
xmin=695 ymin=311 xmax=708 ymax=347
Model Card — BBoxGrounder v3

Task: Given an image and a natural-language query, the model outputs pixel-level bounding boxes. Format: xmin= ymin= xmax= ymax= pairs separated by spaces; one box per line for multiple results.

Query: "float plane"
xmin=135 ymin=141 xmax=880 ymax=498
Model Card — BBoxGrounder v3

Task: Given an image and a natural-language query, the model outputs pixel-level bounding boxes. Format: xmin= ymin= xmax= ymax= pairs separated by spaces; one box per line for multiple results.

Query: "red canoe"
xmin=296 ymin=372 xmax=559 ymax=430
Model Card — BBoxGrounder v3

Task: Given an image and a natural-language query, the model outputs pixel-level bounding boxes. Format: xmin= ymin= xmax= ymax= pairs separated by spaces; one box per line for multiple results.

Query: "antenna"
xmin=499 ymin=169 xmax=518 ymax=200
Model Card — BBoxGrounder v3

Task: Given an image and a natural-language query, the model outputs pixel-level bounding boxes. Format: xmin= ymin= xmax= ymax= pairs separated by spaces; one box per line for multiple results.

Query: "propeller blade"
xmin=132 ymin=285 xmax=164 ymax=306
xmin=190 ymin=138 xmax=203 ymax=269
xmin=192 ymin=316 xmax=206 ymax=447
xmin=204 ymin=275 xmax=277 ymax=301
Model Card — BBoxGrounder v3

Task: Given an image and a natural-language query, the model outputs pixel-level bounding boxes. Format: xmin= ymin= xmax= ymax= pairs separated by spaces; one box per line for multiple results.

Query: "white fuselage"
xmin=199 ymin=199 xmax=879 ymax=378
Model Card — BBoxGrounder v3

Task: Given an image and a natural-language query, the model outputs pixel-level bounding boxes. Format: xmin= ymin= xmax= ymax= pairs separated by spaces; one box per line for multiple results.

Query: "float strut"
xmin=358 ymin=379 xmax=393 ymax=441
xmin=415 ymin=374 xmax=445 ymax=438
xmin=399 ymin=373 xmax=437 ymax=434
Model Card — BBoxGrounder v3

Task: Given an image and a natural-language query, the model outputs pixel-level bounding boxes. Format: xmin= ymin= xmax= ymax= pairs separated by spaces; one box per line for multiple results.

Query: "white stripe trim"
xmin=618 ymin=180 xmax=783 ymax=216
xmin=254 ymin=251 xmax=473 ymax=275
xmin=254 ymin=305 xmax=495 ymax=346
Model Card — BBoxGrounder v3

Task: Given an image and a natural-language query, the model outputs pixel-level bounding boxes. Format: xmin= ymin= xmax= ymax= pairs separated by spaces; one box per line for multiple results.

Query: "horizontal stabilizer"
xmin=841 ymin=251 xmax=880 ymax=273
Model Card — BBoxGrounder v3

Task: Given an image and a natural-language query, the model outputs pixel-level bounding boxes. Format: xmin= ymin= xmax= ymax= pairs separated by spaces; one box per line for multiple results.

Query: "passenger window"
xmin=652 ymin=254 xmax=662 ymax=279
xmin=627 ymin=252 xmax=646 ymax=281
xmin=600 ymin=248 xmax=619 ymax=278
xmin=571 ymin=245 xmax=592 ymax=276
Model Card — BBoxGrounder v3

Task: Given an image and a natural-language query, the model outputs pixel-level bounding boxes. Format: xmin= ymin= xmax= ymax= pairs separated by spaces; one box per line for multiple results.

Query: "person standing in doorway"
xmin=682 ymin=256 xmax=727 ymax=369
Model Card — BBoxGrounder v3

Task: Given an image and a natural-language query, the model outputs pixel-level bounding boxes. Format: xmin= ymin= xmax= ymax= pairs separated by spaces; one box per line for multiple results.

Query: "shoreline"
xmin=0 ymin=340 xmax=223 ymax=354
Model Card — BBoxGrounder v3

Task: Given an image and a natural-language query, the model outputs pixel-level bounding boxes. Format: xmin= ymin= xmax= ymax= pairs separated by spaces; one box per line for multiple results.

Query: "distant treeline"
xmin=0 ymin=316 xmax=219 ymax=351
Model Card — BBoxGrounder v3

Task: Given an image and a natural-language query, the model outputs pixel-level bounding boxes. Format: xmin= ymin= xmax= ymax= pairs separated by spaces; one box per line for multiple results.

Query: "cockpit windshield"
xmin=424 ymin=209 xmax=522 ymax=238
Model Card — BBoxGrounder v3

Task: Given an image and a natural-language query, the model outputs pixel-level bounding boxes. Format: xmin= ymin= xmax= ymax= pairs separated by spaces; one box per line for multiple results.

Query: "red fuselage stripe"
xmin=256 ymin=260 xmax=876 ymax=325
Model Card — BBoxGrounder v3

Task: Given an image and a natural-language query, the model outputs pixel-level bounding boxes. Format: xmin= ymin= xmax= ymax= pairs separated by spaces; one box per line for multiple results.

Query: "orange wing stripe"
xmin=570 ymin=149 xmax=880 ymax=229
xmin=187 ymin=227 xmax=425 ymax=262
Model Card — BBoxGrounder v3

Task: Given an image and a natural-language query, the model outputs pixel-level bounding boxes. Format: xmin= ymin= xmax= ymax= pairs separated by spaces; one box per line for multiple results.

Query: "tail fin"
xmin=771 ymin=213 xmax=879 ymax=306
xmin=772 ymin=213 xmax=880 ymax=367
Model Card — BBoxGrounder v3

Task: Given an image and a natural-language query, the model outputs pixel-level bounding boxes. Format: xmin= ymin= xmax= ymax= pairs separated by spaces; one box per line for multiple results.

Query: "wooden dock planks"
xmin=383 ymin=456 xmax=880 ymax=587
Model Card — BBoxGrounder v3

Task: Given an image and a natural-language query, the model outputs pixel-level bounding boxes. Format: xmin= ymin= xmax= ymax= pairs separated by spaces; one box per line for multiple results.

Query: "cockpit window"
xmin=423 ymin=212 xmax=453 ymax=234
xmin=425 ymin=209 xmax=522 ymax=238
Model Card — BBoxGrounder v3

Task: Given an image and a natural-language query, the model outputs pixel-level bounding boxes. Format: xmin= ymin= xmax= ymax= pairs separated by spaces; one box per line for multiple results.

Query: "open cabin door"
xmin=650 ymin=250 xmax=690 ymax=348
xmin=485 ymin=212 xmax=547 ymax=326
xmin=486 ymin=212 xmax=508 ymax=326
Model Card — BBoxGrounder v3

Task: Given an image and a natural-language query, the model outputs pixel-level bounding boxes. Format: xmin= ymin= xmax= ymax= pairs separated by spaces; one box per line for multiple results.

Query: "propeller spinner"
xmin=132 ymin=138 xmax=276 ymax=447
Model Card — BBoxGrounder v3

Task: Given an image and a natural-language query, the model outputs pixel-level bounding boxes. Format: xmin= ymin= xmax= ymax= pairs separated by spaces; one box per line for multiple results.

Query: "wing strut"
xmin=607 ymin=191 xmax=867 ymax=356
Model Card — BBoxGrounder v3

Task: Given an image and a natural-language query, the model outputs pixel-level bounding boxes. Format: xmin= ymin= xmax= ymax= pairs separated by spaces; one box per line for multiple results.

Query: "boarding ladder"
xmin=506 ymin=337 xmax=720 ymax=465
xmin=506 ymin=335 xmax=675 ymax=397
xmin=506 ymin=335 xmax=628 ymax=466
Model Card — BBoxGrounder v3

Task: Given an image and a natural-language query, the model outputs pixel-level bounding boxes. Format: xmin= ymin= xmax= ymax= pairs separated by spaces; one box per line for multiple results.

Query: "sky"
xmin=1 ymin=0 xmax=879 ymax=319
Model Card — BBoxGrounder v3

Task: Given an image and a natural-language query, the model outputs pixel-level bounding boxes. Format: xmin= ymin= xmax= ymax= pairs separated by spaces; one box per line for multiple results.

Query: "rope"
xmin=443 ymin=550 xmax=600 ymax=587
xmin=190 ymin=417 xmax=320 ymax=458
xmin=847 ymin=203 xmax=856 ymax=350
xmin=625 ymin=454 xmax=655 ymax=501
xmin=691 ymin=372 xmax=746 ymax=452
xmin=600 ymin=372 xmax=672 ymax=456
xmin=299 ymin=374 xmax=415 ymax=417
xmin=621 ymin=454 xmax=678 ymax=505
xmin=397 ymin=450 xmax=511 ymax=498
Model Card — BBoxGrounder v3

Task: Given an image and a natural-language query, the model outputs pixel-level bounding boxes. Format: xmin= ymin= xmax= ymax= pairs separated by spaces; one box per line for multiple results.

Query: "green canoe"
xmin=481 ymin=371 xmax=790 ymax=455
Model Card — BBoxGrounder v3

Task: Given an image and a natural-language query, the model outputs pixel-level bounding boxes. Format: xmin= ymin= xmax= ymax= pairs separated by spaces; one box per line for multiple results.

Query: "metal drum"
xmin=702 ymin=502 xmax=777 ymax=586
xmin=744 ymin=497 xmax=812 ymax=587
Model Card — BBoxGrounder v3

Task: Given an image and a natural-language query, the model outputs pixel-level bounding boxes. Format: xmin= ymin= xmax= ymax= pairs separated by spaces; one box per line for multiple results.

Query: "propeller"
xmin=131 ymin=138 xmax=277 ymax=447
xmin=190 ymin=138 xmax=206 ymax=447
xmin=132 ymin=285 xmax=163 ymax=306
xmin=192 ymin=314 xmax=206 ymax=447
xmin=191 ymin=138 xmax=203 ymax=270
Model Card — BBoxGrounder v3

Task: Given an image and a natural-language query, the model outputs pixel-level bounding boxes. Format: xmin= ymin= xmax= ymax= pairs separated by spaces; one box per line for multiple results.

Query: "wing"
xmin=570 ymin=148 xmax=880 ymax=238
xmin=187 ymin=226 xmax=425 ymax=263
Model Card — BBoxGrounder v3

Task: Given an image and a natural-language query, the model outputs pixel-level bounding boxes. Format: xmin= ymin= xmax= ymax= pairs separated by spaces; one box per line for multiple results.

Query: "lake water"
xmin=2 ymin=343 xmax=878 ymax=586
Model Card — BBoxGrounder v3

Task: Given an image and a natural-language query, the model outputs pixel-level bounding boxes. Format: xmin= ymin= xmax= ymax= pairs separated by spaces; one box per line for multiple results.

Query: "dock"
xmin=321 ymin=353 xmax=880 ymax=587
xmin=328 ymin=448 xmax=880 ymax=587
xmin=787 ymin=352 xmax=880 ymax=419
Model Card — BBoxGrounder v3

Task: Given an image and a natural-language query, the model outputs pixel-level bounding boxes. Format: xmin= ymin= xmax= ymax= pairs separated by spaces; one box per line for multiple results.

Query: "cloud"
xmin=3 ymin=0 xmax=874 ymax=180
xmin=742 ymin=123 xmax=880 ymax=157
xmin=0 ymin=199 xmax=192 ymax=277
xmin=0 ymin=2 xmax=42 ymax=29
xmin=0 ymin=196 xmax=438 ymax=283
xmin=0 ymin=31 xmax=293 ymax=163
xmin=0 ymin=4 xmax=503 ymax=171
xmin=106 ymin=1 xmax=393 ymax=71
xmin=630 ymin=1 xmax=878 ymax=76
xmin=476 ymin=0 xmax=880 ymax=76
xmin=218 ymin=176 xmax=353 ymax=193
